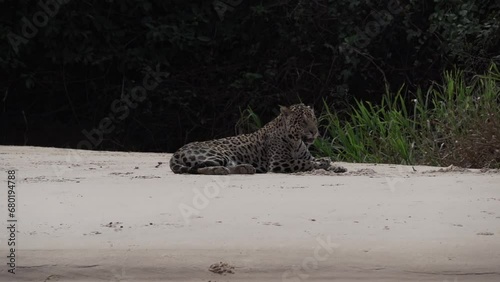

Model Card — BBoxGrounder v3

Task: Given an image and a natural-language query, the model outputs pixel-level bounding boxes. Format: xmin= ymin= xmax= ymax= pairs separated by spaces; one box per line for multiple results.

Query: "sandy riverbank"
xmin=0 ymin=146 xmax=499 ymax=281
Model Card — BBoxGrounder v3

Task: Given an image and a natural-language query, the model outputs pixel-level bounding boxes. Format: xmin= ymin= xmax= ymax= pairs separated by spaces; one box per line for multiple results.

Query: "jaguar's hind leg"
xmin=196 ymin=164 xmax=255 ymax=175
xmin=228 ymin=164 xmax=256 ymax=174
xmin=197 ymin=166 xmax=230 ymax=175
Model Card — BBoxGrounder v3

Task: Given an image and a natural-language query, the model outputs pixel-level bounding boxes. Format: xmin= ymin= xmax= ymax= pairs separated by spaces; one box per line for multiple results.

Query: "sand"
xmin=0 ymin=145 xmax=499 ymax=281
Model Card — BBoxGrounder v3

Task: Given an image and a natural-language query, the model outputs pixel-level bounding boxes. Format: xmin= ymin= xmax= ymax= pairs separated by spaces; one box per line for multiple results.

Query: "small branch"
xmin=349 ymin=45 xmax=389 ymax=93
xmin=62 ymin=65 xmax=81 ymax=129
xmin=22 ymin=110 xmax=28 ymax=145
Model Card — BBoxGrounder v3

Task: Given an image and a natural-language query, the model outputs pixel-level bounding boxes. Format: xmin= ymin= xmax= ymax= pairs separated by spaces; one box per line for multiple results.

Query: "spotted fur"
xmin=170 ymin=104 xmax=344 ymax=174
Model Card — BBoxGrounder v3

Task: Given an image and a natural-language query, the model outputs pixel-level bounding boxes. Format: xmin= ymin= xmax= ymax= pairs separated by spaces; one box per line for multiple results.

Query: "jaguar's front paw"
xmin=314 ymin=157 xmax=332 ymax=170
xmin=327 ymin=164 xmax=348 ymax=173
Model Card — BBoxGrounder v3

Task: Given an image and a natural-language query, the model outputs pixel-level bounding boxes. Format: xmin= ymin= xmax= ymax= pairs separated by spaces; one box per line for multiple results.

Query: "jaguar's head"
xmin=280 ymin=103 xmax=319 ymax=147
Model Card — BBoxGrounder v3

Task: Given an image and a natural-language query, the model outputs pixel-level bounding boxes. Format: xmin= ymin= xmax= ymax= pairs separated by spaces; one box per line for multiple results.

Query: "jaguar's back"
xmin=169 ymin=104 xmax=337 ymax=174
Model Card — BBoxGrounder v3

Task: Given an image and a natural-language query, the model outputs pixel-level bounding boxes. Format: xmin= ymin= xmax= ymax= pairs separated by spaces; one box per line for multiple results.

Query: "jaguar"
xmin=169 ymin=104 xmax=346 ymax=174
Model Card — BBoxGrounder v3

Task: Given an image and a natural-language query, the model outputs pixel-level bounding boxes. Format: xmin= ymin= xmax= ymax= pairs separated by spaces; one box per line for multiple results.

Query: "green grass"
xmin=316 ymin=64 xmax=500 ymax=168
xmin=235 ymin=106 xmax=262 ymax=135
xmin=235 ymin=65 xmax=500 ymax=168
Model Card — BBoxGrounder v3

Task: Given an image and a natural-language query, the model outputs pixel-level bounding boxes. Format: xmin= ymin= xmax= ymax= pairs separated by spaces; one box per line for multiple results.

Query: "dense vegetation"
xmin=1 ymin=0 xmax=499 ymax=167
xmin=315 ymin=65 xmax=500 ymax=168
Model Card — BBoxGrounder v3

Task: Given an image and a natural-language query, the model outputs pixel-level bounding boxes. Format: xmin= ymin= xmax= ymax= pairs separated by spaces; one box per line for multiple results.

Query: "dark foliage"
xmin=1 ymin=0 xmax=499 ymax=152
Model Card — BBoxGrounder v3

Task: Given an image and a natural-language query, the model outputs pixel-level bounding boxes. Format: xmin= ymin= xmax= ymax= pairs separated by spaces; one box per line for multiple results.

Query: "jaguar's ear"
xmin=280 ymin=105 xmax=292 ymax=116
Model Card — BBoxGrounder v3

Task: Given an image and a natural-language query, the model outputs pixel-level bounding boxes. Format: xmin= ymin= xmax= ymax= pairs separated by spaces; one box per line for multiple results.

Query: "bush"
xmin=316 ymin=64 xmax=500 ymax=168
xmin=0 ymin=0 xmax=499 ymax=152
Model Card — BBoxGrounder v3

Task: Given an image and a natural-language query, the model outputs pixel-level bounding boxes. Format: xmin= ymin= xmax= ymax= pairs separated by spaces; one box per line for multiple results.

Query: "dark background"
xmin=1 ymin=0 xmax=499 ymax=152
